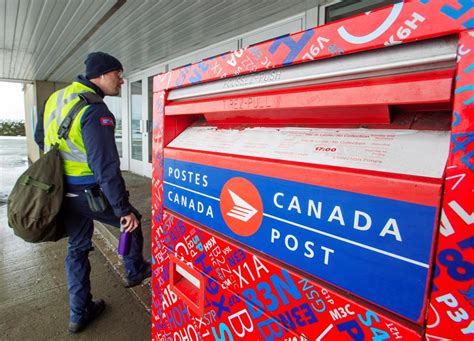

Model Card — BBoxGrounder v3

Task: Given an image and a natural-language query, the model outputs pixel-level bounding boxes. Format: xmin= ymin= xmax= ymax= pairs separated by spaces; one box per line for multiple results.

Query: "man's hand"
xmin=120 ymin=212 xmax=139 ymax=232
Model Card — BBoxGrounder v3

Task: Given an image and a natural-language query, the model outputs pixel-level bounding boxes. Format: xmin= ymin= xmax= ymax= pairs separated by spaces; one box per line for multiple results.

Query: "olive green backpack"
xmin=7 ymin=92 xmax=102 ymax=242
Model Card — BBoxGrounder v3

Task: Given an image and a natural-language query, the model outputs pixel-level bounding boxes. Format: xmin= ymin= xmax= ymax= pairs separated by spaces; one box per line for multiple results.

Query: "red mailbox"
xmin=152 ymin=2 xmax=473 ymax=340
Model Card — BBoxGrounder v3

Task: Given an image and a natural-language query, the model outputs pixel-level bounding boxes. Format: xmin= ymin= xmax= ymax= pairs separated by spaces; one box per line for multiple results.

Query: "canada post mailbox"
xmin=151 ymin=2 xmax=474 ymax=340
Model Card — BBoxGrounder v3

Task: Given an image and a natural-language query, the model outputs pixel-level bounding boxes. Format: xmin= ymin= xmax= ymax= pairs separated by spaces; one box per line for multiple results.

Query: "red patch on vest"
xmin=100 ymin=117 xmax=114 ymax=127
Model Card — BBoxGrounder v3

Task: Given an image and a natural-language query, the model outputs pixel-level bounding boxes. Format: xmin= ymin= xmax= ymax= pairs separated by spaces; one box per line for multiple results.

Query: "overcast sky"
xmin=0 ymin=82 xmax=25 ymax=120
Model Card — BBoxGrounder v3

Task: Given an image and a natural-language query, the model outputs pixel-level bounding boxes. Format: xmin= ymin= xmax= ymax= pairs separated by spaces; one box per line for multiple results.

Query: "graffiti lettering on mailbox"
xmin=384 ymin=12 xmax=426 ymax=46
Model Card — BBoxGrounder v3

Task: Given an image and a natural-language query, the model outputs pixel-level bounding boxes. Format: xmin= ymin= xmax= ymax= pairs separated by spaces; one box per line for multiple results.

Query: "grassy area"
xmin=0 ymin=120 xmax=25 ymax=136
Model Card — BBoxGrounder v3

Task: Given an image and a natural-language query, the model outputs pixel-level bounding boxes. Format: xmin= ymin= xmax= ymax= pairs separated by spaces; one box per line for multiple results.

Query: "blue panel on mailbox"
xmin=163 ymin=158 xmax=437 ymax=321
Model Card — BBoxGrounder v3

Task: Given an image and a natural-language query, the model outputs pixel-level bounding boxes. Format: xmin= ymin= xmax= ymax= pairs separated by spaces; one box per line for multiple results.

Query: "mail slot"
xmin=151 ymin=3 xmax=473 ymax=340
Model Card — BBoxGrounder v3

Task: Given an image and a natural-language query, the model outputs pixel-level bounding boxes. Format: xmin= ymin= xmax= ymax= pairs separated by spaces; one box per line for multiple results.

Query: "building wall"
xmin=24 ymin=80 xmax=67 ymax=163
xmin=23 ymin=82 xmax=38 ymax=163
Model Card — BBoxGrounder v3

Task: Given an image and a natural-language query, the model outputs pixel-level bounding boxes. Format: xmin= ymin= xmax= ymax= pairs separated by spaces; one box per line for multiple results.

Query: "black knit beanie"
xmin=84 ymin=52 xmax=123 ymax=79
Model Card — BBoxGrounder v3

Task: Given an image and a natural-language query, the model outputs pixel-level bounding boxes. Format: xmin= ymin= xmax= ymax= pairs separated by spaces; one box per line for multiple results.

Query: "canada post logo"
xmin=219 ymin=177 xmax=263 ymax=236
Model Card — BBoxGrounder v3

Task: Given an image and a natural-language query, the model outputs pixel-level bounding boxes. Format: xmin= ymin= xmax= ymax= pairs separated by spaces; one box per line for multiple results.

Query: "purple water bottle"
xmin=118 ymin=219 xmax=131 ymax=256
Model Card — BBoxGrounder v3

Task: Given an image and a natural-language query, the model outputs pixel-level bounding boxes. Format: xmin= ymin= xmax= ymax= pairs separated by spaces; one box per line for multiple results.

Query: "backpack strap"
xmin=57 ymin=92 xmax=103 ymax=140
xmin=19 ymin=175 xmax=53 ymax=192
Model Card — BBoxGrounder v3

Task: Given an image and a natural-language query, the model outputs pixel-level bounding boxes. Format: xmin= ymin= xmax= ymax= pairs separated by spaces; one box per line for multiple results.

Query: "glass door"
xmin=129 ymin=80 xmax=144 ymax=174
xmin=128 ymin=77 xmax=153 ymax=176
xmin=145 ymin=76 xmax=153 ymax=175
xmin=126 ymin=64 xmax=164 ymax=177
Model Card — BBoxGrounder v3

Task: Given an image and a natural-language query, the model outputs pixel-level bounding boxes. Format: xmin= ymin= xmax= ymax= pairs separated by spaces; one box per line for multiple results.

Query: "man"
xmin=41 ymin=52 xmax=151 ymax=333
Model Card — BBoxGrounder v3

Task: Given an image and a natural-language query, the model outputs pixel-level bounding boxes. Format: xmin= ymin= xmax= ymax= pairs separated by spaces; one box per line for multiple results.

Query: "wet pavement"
xmin=0 ymin=136 xmax=152 ymax=340
xmin=0 ymin=137 xmax=28 ymax=207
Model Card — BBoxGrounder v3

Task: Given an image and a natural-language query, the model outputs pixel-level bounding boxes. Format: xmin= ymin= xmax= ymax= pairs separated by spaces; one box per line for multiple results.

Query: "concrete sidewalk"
xmin=0 ymin=172 xmax=152 ymax=340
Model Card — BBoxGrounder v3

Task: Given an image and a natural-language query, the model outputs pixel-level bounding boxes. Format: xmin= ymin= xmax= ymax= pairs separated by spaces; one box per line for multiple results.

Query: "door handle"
xmin=139 ymin=119 xmax=146 ymax=134
xmin=146 ymin=119 xmax=152 ymax=133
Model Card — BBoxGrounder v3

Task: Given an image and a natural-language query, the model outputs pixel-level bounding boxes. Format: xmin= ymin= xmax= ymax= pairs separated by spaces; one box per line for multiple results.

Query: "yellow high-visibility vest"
xmin=44 ymin=82 xmax=97 ymax=179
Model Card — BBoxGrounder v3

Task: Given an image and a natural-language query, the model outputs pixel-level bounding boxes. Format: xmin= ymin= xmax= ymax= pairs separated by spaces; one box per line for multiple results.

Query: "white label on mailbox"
xmin=168 ymin=126 xmax=450 ymax=178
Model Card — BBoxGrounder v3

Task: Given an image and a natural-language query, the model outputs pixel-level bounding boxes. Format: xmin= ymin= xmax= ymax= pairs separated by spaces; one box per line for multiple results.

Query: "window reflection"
xmin=131 ymin=80 xmax=143 ymax=161
xmin=325 ymin=0 xmax=401 ymax=24
xmin=148 ymin=76 xmax=153 ymax=164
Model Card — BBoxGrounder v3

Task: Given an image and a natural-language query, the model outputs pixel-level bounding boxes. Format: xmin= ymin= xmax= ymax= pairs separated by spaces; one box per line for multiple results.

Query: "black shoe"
xmin=68 ymin=299 xmax=106 ymax=334
xmin=124 ymin=262 xmax=151 ymax=288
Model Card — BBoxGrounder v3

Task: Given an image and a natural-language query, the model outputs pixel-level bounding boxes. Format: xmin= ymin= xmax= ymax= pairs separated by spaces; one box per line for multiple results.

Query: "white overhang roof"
xmin=0 ymin=0 xmax=312 ymax=82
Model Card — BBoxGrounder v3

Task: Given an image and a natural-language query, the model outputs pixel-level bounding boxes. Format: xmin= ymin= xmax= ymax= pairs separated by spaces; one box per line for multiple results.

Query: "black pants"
xmin=61 ymin=193 xmax=147 ymax=323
